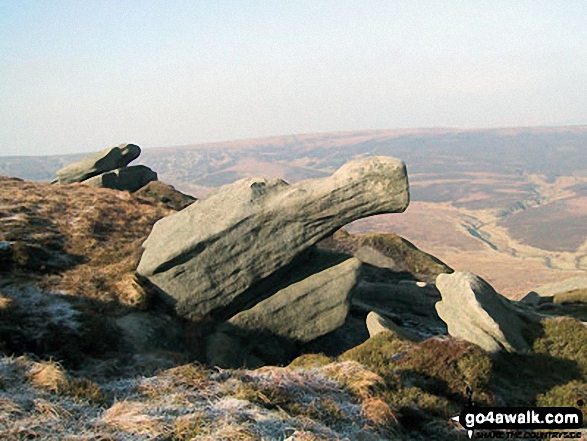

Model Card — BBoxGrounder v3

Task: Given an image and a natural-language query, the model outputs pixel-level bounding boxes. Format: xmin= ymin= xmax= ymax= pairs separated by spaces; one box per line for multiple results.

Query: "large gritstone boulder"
xmin=206 ymin=257 xmax=362 ymax=368
xmin=54 ymin=144 xmax=141 ymax=184
xmin=137 ymin=156 xmax=409 ymax=320
xmin=435 ymin=272 xmax=536 ymax=353
xmin=83 ymin=165 xmax=157 ymax=192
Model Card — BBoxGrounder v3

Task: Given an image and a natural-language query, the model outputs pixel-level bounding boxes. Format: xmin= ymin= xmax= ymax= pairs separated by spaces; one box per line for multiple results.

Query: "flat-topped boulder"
xmin=55 ymin=144 xmax=141 ymax=184
xmin=435 ymin=271 xmax=536 ymax=353
xmin=83 ymin=165 xmax=157 ymax=192
xmin=137 ymin=156 xmax=409 ymax=320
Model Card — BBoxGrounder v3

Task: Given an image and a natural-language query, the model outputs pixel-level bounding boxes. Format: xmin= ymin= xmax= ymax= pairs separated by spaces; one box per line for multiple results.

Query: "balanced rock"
xmin=83 ymin=165 xmax=157 ymax=192
xmin=137 ymin=156 xmax=409 ymax=320
xmin=55 ymin=144 xmax=141 ymax=184
xmin=435 ymin=272 xmax=533 ymax=353
xmin=206 ymin=257 xmax=361 ymax=368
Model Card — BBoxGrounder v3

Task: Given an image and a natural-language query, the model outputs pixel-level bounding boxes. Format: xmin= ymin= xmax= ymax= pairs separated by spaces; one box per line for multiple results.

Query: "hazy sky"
xmin=1 ymin=1 xmax=586 ymax=156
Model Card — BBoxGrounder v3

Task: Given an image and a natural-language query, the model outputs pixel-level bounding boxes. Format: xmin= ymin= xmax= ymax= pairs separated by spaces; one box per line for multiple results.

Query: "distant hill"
xmin=2 ymin=126 xmax=586 ymax=297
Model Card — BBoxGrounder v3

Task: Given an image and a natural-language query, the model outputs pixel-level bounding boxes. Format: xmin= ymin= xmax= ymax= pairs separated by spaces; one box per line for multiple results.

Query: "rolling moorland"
xmin=2 ymin=126 xmax=587 ymax=298
xmin=1 ymin=134 xmax=587 ymax=439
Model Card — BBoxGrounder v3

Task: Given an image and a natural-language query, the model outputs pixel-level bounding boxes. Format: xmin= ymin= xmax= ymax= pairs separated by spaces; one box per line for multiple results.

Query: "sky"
xmin=1 ymin=1 xmax=586 ymax=156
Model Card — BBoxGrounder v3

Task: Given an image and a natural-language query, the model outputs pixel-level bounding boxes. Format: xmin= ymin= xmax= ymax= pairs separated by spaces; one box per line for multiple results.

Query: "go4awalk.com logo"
xmin=452 ymin=406 xmax=584 ymax=439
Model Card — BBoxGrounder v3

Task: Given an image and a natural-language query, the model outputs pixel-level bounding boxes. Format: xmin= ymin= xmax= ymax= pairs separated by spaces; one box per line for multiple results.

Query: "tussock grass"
xmin=25 ymin=359 xmax=105 ymax=404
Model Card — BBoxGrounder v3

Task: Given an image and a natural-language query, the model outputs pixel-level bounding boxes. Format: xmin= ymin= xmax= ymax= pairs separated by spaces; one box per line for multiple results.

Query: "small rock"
xmin=366 ymin=311 xmax=420 ymax=341
xmin=435 ymin=271 xmax=534 ymax=353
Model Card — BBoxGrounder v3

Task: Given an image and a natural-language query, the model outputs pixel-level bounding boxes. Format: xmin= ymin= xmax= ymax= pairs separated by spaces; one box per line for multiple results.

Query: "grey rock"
xmin=83 ymin=165 xmax=157 ymax=192
xmin=230 ymin=257 xmax=361 ymax=342
xmin=55 ymin=144 xmax=141 ymax=184
xmin=206 ymin=257 xmax=361 ymax=368
xmin=435 ymin=271 xmax=533 ymax=353
xmin=366 ymin=311 xmax=420 ymax=341
xmin=115 ymin=312 xmax=184 ymax=353
xmin=354 ymin=246 xmax=398 ymax=270
xmin=137 ymin=156 xmax=409 ymax=320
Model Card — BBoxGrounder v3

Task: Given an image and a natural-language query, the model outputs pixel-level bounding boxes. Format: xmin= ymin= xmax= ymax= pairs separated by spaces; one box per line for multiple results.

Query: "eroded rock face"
xmin=83 ymin=165 xmax=157 ymax=192
xmin=137 ymin=156 xmax=409 ymax=320
xmin=206 ymin=257 xmax=362 ymax=368
xmin=55 ymin=144 xmax=141 ymax=184
xmin=435 ymin=272 xmax=533 ymax=353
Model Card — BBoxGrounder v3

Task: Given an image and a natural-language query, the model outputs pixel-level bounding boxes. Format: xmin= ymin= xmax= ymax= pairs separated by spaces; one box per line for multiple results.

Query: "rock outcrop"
xmin=54 ymin=144 xmax=141 ymax=184
xmin=137 ymin=156 xmax=409 ymax=320
xmin=83 ymin=165 xmax=157 ymax=192
xmin=435 ymin=271 xmax=535 ymax=353
xmin=53 ymin=143 xmax=157 ymax=192
xmin=206 ymin=257 xmax=361 ymax=368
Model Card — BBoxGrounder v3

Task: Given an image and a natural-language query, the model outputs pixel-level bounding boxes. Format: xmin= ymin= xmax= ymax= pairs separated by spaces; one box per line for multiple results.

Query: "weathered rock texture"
xmin=55 ymin=144 xmax=141 ymax=184
xmin=366 ymin=311 xmax=420 ymax=341
xmin=229 ymin=257 xmax=361 ymax=341
xmin=435 ymin=271 xmax=534 ymax=353
xmin=137 ymin=156 xmax=409 ymax=320
xmin=84 ymin=165 xmax=157 ymax=192
xmin=206 ymin=257 xmax=361 ymax=368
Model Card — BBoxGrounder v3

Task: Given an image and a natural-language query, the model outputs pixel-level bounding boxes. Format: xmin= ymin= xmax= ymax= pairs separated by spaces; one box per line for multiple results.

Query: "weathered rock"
xmin=133 ymin=180 xmax=196 ymax=210
xmin=55 ymin=144 xmax=141 ymax=184
xmin=353 ymin=280 xmax=446 ymax=338
xmin=435 ymin=272 xmax=534 ymax=353
xmin=137 ymin=156 xmax=409 ymax=320
xmin=206 ymin=257 xmax=361 ymax=368
xmin=366 ymin=311 xmax=420 ymax=341
xmin=230 ymin=257 xmax=361 ymax=341
xmin=83 ymin=165 xmax=157 ymax=192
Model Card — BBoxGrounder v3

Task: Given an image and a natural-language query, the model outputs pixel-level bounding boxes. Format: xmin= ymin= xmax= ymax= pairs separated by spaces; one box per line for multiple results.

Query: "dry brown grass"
xmin=27 ymin=359 xmax=69 ymax=392
xmin=33 ymin=398 xmax=72 ymax=420
xmin=360 ymin=397 xmax=398 ymax=427
xmin=102 ymin=400 xmax=172 ymax=437
xmin=25 ymin=359 xmax=105 ymax=403
xmin=0 ymin=177 xmax=172 ymax=308
xmin=321 ymin=361 xmax=385 ymax=400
